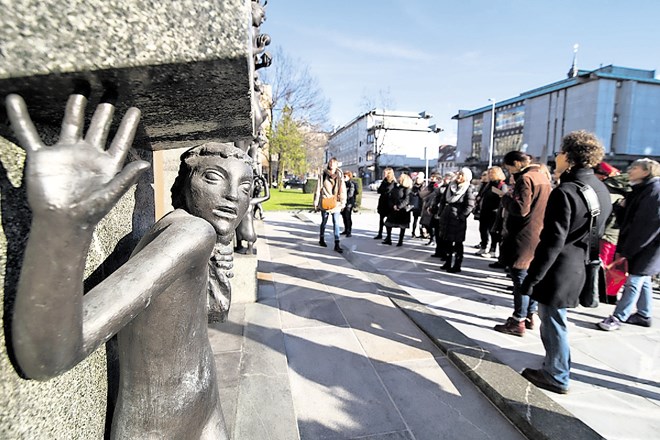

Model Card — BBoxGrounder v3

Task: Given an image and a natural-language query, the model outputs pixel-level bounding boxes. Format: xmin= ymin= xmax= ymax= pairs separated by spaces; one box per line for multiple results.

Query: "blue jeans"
xmin=320 ymin=210 xmax=340 ymax=241
xmin=613 ymin=274 xmax=653 ymax=321
xmin=539 ymin=304 xmax=570 ymax=389
xmin=511 ymin=268 xmax=538 ymax=320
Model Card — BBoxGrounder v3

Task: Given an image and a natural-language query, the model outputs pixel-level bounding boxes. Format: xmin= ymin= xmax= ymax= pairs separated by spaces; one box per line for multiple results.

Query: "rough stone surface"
xmin=229 ymin=252 xmax=258 ymax=304
xmin=0 ymin=137 xmax=155 ymax=439
xmin=0 ymin=0 xmax=256 ymax=149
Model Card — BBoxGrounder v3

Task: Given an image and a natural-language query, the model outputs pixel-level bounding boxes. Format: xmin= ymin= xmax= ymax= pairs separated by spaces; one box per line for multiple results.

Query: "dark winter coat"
xmin=344 ymin=179 xmax=357 ymax=207
xmin=500 ymin=165 xmax=552 ymax=269
xmin=480 ymin=180 xmax=507 ymax=216
xmin=385 ymin=185 xmax=412 ymax=229
xmin=523 ymin=168 xmax=612 ymax=308
xmin=410 ymin=182 xmax=424 ymax=216
xmin=377 ymin=179 xmax=397 ymax=215
xmin=436 ymin=186 xmax=476 ymax=243
xmin=616 ymin=176 xmax=660 ymax=276
xmin=419 ymin=182 xmax=439 ymax=227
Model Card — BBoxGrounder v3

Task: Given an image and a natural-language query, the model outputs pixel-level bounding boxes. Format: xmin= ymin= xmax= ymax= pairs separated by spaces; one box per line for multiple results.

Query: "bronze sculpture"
xmin=235 ymin=173 xmax=269 ymax=254
xmin=6 ymin=93 xmax=253 ymax=439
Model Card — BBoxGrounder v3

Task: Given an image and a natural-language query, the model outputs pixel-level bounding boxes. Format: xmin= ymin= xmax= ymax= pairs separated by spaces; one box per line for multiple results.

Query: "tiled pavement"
xmin=210 ymin=204 xmax=659 ymax=440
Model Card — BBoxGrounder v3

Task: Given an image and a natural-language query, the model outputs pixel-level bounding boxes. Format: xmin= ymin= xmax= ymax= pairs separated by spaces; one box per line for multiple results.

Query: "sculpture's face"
xmin=185 ymin=156 xmax=253 ymax=238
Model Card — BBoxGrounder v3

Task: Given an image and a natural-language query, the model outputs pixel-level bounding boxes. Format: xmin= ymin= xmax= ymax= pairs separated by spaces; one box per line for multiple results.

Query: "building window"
xmin=471 ymin=141 xmax=481 ymax=159
xmin=495 ymin=104 xmax=524 ymax=131
xmin=367 ymin=133 xmax=374 ymax=144
xmin=472 ymin=117 xmax=483 ymax=137
xmin=366 ymin=151 xmax=374 ymax=161
xmin=494 ymin=132 xmax=523 ymax=156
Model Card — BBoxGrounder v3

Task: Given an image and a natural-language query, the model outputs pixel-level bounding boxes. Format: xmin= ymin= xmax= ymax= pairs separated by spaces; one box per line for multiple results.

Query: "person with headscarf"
xmin=435 ymin=168 xmax=476 ymax=272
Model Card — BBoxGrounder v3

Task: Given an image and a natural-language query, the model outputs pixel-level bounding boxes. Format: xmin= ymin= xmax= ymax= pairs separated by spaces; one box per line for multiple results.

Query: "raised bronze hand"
xmin=5 ymin=94 xmax=149 ymax=226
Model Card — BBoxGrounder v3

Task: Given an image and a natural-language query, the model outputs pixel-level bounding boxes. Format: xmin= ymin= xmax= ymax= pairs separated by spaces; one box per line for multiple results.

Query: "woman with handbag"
xmin=518 ymin=131 xmax=611 ymax=394
xmin=314 ymin=157 xmax=346 ymax=253
xmin=598 ymin=158 xmax=660 ymax=331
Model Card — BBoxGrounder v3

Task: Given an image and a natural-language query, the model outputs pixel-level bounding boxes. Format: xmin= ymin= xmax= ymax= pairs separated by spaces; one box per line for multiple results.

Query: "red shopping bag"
xmin=605 ymin=258 xmax=628 ymax=297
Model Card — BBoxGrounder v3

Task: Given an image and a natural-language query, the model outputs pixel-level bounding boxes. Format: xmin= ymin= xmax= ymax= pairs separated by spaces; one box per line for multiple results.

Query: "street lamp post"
xmin=424 ymin=146 xmax=429 ymax=184
xmin=488 ymin=98 xmax=496 ymax=168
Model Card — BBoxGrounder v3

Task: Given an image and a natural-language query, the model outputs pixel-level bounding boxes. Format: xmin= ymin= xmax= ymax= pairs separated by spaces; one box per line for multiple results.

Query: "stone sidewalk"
xmin=323 ymin=206 xmax=660 ymax=440
xmin=210 ymin=212 xmax=528 ymax=440
xmin=207 ymin=207 xmax=660 ymax=439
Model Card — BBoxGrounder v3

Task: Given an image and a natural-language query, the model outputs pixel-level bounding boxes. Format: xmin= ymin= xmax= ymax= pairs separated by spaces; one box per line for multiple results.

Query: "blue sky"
xmin=263 ymin=0 xmax=660 ymax=144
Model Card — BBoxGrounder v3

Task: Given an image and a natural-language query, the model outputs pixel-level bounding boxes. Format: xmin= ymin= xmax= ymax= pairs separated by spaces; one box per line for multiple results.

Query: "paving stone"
xmin=284 ymin=326 xmax=407 ymax=440
xmin=375 ymin=357 xmax=525 ymax=440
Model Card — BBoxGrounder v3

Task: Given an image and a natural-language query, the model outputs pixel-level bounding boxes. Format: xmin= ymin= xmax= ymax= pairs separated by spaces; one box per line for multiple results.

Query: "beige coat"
xmin=313 ymin=169 xmax=346 ymax=213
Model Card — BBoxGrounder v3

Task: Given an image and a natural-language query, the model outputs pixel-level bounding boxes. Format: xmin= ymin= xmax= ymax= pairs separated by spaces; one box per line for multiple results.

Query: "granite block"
xmin=0 ymin=0 xmax=257 ymax=149
xmin=230 ymin=253 xmax=258 ymax=304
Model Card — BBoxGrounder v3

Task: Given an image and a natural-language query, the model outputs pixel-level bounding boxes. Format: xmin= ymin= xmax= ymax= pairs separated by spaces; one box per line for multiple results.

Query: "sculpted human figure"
xmin=6 ymin=93 xmax=253 ymax=439
xmin=235 ymin=173 xmax=270 ymax=254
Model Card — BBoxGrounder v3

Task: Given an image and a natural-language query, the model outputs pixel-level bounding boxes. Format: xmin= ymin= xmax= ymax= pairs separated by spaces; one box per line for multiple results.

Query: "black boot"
xmin=448 ymin=256 xmax=463 ymax=273
xmin=319 ymin=238 xmax=327 ymax=247
xmin=441 ymin=254 xmax=453 ymax=270
xmin=383 ymin=227 xmax=392 ymax=245
xmin=334 ymin=240 xmax=343 ymax=253
xmin=397 ymin=230 xmax=405 ymax=247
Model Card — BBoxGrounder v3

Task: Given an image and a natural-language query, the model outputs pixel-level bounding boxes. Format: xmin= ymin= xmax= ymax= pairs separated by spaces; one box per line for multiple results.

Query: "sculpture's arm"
xmin=83 ymin=216 xmax=215 ymax=350
xmin=6 ymin=94 xmax=149 ymax=379
xmin=251 ymin=175 xmax=270 ymax=204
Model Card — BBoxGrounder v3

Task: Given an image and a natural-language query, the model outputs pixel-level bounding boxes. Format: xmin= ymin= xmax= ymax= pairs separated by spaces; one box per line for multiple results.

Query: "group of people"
xmin=313 ymin=132 xmax=659 ymax=397
xmin=372 ymin=166 xmax=478 ymax=275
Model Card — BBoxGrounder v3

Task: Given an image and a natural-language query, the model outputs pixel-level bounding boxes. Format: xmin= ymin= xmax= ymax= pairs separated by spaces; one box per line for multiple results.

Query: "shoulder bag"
xmin=573 ymin=181 xmax=606 ymax=308
xmin=321 ymin=174 xmax=340 ymax=211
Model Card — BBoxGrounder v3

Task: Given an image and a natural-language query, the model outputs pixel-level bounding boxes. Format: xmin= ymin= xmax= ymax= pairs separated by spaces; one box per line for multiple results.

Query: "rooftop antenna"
xmin=568 ymin=43 xmax=579 ymax=78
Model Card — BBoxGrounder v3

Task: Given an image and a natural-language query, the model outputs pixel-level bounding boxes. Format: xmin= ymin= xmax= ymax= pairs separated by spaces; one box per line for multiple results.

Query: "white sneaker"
xmin=481 ymin=252 xmax=491 ymax=258
xmin=598 ymin=315 xmax=621 ymax=331
xmin=476 ymin=247 xmax=487 ymax=255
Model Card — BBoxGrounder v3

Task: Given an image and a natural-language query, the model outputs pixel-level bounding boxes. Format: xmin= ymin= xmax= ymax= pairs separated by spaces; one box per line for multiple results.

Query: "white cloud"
xmin=319 ymin=28 xmax=433 ymax=62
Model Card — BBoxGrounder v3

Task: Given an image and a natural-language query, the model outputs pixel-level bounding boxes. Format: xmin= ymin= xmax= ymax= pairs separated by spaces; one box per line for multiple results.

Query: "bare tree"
xmin=261 ymin=46 xmax=330 ymax=128
xmin=359 ymin=87 xmax=397 ymax=113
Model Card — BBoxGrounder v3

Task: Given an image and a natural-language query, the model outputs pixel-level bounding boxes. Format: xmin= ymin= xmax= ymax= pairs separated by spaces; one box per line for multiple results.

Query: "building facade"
xmin=327 ymin=109 xmax=441 ymax=182
xmin=453 ymin=65 xmax=660 ymax=167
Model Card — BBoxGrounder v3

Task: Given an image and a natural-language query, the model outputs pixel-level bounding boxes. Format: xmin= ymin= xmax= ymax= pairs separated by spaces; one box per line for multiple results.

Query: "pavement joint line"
xmin=294 ymin=211 xmax=604 ymax=440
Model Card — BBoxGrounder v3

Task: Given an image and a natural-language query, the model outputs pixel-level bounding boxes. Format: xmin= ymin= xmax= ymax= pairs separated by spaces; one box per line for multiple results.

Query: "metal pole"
xmin=488 ymin=98 xmax=495 ymax=168
xmin=424 ymin=146 xmax=429 ymax=185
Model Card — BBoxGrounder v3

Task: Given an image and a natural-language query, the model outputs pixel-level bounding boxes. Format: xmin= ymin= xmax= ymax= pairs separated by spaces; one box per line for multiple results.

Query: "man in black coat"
xmin=519 ymin=131 xmax=612 ymax=394
xmin=598 ymin=158 xmax=660 ymax=330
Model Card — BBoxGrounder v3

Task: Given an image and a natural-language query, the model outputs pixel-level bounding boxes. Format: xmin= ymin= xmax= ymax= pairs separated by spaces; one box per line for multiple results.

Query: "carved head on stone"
xmin=171 ymin=142 xmax=253 ymax=244
xmin=251 ymin=0 xmax=266 ymax=27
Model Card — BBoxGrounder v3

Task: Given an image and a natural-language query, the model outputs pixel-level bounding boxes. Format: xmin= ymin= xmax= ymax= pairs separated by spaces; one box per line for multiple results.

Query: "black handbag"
xmin=574 ymin=181 xmax=605 ymax=308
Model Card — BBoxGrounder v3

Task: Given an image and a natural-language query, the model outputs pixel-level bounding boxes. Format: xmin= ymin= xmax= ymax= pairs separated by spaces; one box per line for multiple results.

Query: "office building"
xmin=453 ymin=65 xmax=660 ymax=167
